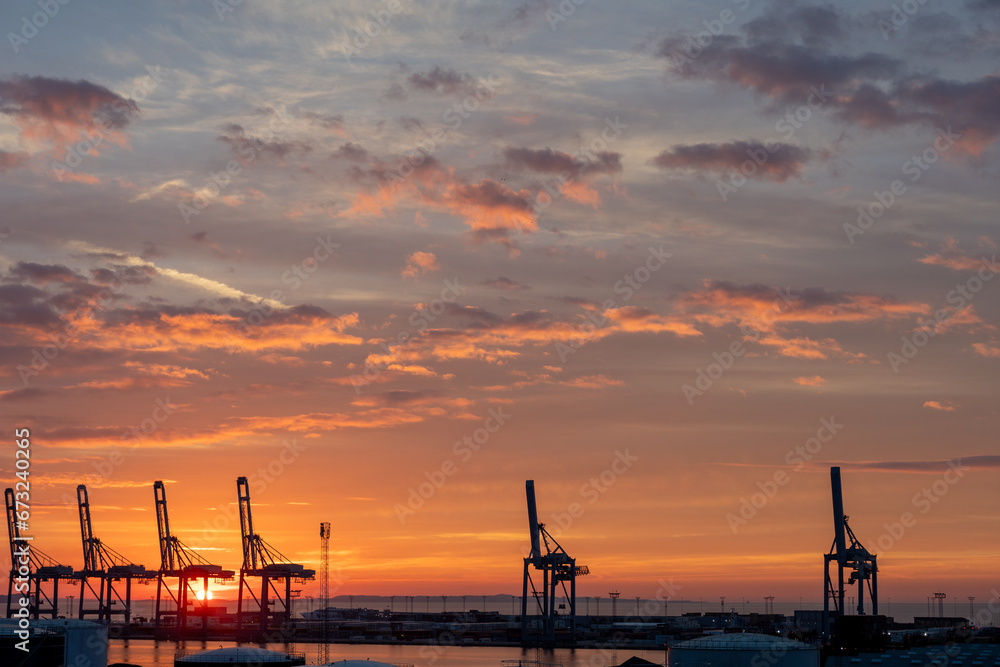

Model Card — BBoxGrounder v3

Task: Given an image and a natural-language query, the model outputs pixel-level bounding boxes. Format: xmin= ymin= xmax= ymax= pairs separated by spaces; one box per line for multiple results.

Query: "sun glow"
xmin=195 ymin=590 xmax=213 ymax=601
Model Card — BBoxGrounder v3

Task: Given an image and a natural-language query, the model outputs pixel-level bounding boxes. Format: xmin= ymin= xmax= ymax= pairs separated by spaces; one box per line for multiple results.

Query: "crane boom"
xmin=5 ymin=487 xmax=68 ymax=572
xmin=525 ymin=480 xmax=542 ymax=565
xmin=830 ymin=467 xmax=847 ymax=564
xmin=5 ymin=487 xmax=17 ymax=566
xmin=237 ymin=476 xmax=257 ymax=571
xmin=154 ymin=480 xmax=174 ymax=572
xmin=78 ymin=485 xmax=98 ymax=571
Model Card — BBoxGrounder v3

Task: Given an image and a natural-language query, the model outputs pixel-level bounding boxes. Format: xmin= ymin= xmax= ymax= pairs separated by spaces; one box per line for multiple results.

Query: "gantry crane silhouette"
xmin=236 ymin=476 xmax=315 ymax=641
xmin=76 ymin=484 xmax=155 ymax=632
xmin=5 ymin=487 xmax=75 ymax=620
xmin=520 ymin=480 xmax=588 ymax=644
xmin=153 ymin=480 xmax=234 ymax=638
xmin=823 ymin=466 xmax=878 ymax=639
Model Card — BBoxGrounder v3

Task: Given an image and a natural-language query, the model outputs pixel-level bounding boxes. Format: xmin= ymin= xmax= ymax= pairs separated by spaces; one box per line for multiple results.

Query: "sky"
xmin=0 ymin=0 xmax=998 ymax=612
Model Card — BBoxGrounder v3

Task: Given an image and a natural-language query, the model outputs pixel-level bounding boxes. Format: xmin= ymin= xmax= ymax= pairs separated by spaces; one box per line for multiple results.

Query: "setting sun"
xmin=194 ymin=591 xmax=213 ymax=602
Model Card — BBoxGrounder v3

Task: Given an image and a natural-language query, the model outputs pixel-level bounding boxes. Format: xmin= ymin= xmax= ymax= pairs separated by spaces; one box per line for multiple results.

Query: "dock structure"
xmin=520 ymin=480 xmax=589 ymax=645
xmin=235 ymin=476 xmax=315 ymax=641
xmin=824 ymin=467 xmax=885 ymax=649
xmin=153 ymin=480 xmax=234 ymax=639
xmin=76 ymin=484 xmax=155 ymax=632
xmin=4 ymin=487 xmax=75 ymax=620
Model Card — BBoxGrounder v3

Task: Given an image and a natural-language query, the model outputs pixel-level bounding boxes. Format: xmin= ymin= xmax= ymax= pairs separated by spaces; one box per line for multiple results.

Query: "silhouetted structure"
xmin=5 ymin=487 xmax=74 ymax=619
xmin=823 ymin=467 xmax=882 ymax=647
xmin=934 ymin=592 xmax=946 ymax=618
xmin=520 ymin=480 xmax=588 ymax=644
xmin=320 ymin=521 xmax=331 ymax=664
xmin=76 ymin=484 xmax=154 ymax=631
xmin=153 ymin=480 xmax=234 ymax=638
xmin=235 ymin=476 xmax=315 ymax=641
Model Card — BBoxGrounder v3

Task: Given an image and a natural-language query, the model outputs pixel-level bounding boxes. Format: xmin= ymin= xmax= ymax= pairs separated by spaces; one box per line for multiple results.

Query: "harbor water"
xmin=108 ymin=639 xmax=666 ymax=667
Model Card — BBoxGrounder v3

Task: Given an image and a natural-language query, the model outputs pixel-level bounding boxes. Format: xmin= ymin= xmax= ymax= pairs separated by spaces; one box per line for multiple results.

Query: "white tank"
xmin=669 ymin=632 xmax=819 ymax=667
xmin=176 ymin=646 xmax=305 ymax=665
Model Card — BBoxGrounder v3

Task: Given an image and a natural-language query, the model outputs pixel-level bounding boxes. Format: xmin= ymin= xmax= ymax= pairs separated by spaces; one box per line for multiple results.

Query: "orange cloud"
xmin=918 ymin=238 xmax=992 ymax=271
xmin=349 ymin=393 xmax=476 ymax=420
xmin=927 ymin=305 xmax=987 ymax=336
xmin=17 ymin=473 xmax=170 ymax=490
xmin=37 ymin=402 xmax=452 ymax=451
xmin=559 ymin=374 xmax=625 ymax=389
xmin=758 ymin=335 xmax=865 ymax=361
xmin=235 ymin=408 xmax=427 ymax=433
xmin=561 ymin=180 xmax=601 ymax=208
xmin=679 ymin=281 xmax=927 ymax=330
xmin=60 ymin=309 xmax=362 ymax=354
xmin=443 ymin=178 xmax=537 ymax=234
xmin=923 ymin=400 xmax=958 ymax=412
xmin=402 ymin=251 xmax=440 ymax=279
xmin=672 ymin=281 xmax=930 ymax=360
xmin=257 ymin=353 xmax=307 ymax=366
xmin=604 ymin=306 xmax=702 ymax=337
xmin=123 ymin=362 xmax=210 ymax=380
xmin=972 ymin=341 xmax=1000 ymax=357
xmin=343 ymin=187 xmax=397 ymax=218
xmin=919 ymin=254 xmax=985 ymax=271
xmin=503 ymin=113 xmax=539 ymax=126
xmin=130 ymin=178 xmax=245 ymax=210
xmin=54 ymin=171 xmax=102 ymax=185
xmin=0 ymin=75 xmax=138 ymax=156
xmin=340 ymin=157 xmax=537 ymax=251
xmin=793 ymin=375 xmax=827 ymax=386
xmin=328 ymin=363 xmax=453 ymax=388
xmin=71 ymin=377 xmax=193 ymax=391
xmin=358 ymin=306 xmax=700 ymax=374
